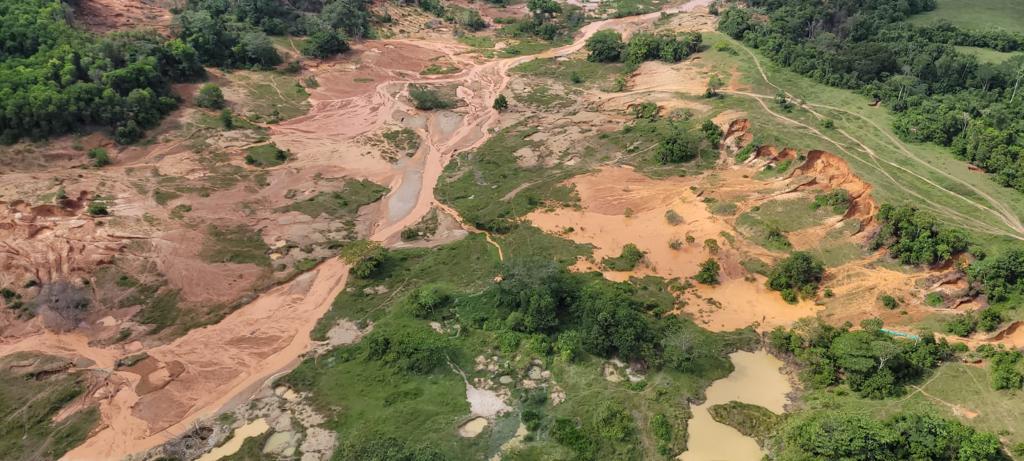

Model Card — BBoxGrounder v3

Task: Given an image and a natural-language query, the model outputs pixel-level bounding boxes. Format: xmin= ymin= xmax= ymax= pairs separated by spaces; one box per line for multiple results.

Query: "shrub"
xmin=601 ymin=244 xmax=645 ymax=271
xmin=812 ymin=190 xmax=852 ymax=214
xmin=945 ymin=313 xmax=977 ymax=337
xmin=219 ymin=109 xmax=234 ymax=129
xmin=767 ymin=252 xmax=824 ymax=301
xmin=694 ymin=258 xmax=720 ymax=285
xmin=196 ymin=83 xmax=225 ymax=109
xmin=88 ymin=148 xmax=111 ymax=167
xmin=925 ymin=292 xmax=944 ymax=306
xmin=879 ymin=294 xmax=899 ymax=309
xmin=87 ymin=200 xmax=109 ymax=216
xmin=700 ymin=120 xmax=723 ymax=148
xmin=405 ymin=284 xmax=452 ymax=319
xmin=410 ymin=85 xmax=454 ymax=110
xmin=364 ymin=323 xmax=452 ymax=373
xmin=632 ymin=102 xmax=659 ymax=120
xmin=585 ymin=29 xmax=625 ymax=62
xmin=664 ymin=209 xmax=683 ymax=225
xmin=303 ymin=28 xmax=349 ymax=58
xmin=990 ymin=351 xmax=1023 ymax=390
xmin=493 ymin=94 xmax=508 ymax=111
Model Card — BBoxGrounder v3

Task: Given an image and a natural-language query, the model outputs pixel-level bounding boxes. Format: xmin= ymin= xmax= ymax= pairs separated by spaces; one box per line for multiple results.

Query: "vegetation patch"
xmin=0 ymin=353 xmax=100 ymax=460
xmin=601 ymin=244 xmax=645 ymax=271
xmin=437 ymin=123 xmax=579 ymax=233
xmin=382 ymin=128 xmax=421 ymax=156
xmin=244 ymin=143 xmax=289 ymax=167
xmin=200 ymin=225 xmax=271 ymax=267
xmin=279 ymin=179 xmax=388 ymax=219
xmin=409 ymin=84 xmax=457 ymax=110
xmin=708 ymin=401 xmax=783 ymax=447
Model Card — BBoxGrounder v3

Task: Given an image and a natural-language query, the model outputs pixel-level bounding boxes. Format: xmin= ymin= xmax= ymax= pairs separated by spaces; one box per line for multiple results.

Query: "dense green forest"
xmin=0 ymin=0 xmax=202 ymax=143
xmin=718 ymin=0 xmax=1024 ymax=193
xmin=0 ymin=0 xmax=373 ymax=144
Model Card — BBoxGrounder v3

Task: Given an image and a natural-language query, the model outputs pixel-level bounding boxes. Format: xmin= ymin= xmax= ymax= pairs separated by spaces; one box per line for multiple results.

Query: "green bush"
xmin=585 ymin=29 xmax=624 ymax=62
xmin=493 ymin=94 xmax=508 ymax=111
xmin=601 ymin=243 xmax=645 ymax=271
xmin=990 ymin=350 xmax=1023 ymax=390
xmin=302 ymin=27 xmax=349 ymax=58
xmin=404 ymin=284 xmax=452 ymax=319
xmin=196 ymin=83 xmax=225 ymax=109
xmin=364 ymin=323 xmax=452 ymax=373
xmin=767 ymin=252 xmax=824 ymax=301
xmin=812 ymin=189 xmax=852 ymax=214
xmin=871 ymin=204 xmax=969 ymax=266
xmin=409 ymin=85 xmax=455 ymax=110
xmin=694 ymin=258 xmax=720 ymax=285
xmin=87 ymin=200 xmax=109 ymax=216
xmin=88 ymin=148 xmax=110 ymax=167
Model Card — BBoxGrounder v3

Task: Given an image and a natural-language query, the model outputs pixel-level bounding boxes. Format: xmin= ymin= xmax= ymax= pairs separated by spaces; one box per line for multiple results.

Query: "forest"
xmin=718 ymin=0 xmax=1024 ymax=193
xmin=0 ymin=0 xmax=373 ymax=144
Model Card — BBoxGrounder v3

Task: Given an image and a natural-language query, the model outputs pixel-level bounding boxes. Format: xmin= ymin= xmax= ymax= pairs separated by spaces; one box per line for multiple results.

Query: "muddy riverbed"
xmin=678 ymin=350 xmax=791 ymax=461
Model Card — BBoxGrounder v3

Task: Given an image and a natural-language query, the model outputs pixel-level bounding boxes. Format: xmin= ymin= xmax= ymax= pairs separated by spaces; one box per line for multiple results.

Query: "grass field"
xmin=698 ymin=33 xmax=1024 ymax=252
xmin=228 ymin=72 xmax=310 ymax=121
xmin=954 ymin=46 xmax=1023 ymax=64
xmin=279 ymin=179 xmax=387 ymax=219
xmin=908 ymin=0 xmax=1024 ymax=33
xmin=0 ymin=353 xmax=100 ymax=460
xmin=802 ymin=362 xmax=1024 ymax=450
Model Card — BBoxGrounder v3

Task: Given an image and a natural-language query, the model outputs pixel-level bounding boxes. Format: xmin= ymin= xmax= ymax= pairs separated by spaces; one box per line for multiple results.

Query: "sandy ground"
xmin=527 ymin=166 xmax=820 ymax=331
xmin=0 ymin=3 xmax=722 ymax=459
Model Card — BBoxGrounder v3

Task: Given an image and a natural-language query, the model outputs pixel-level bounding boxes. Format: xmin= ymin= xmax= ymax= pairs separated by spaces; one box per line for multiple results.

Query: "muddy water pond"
xmin=678 ymin=350 xmax=791 ymax=461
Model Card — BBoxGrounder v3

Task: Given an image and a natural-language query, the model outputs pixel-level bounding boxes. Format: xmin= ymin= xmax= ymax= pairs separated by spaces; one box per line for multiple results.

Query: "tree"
xmin=585 ymin=30 xmax=624 ymax=63
xmin=656 ymin=128 xmax=701 ymax=164
xmin=319 ymin=0 xmax=372 ymax=39
xmin=196 ymin=83 xmax=225 ymax=109
xmin=527 ymin=0 xmax=561 ymax=20
xmin=493 ymin=94 xmax=509 ymax=111
xmin=767 ymin=252 xmax=825 ymax=301
xmin=302 ymin=28 xmax=350 ymax=59
xmin=694 ymin=258 xmax=720 ymax=285
xmin=495 ymin=259 xmax=572 ymax=333
xmin=705 ymin=74 xmax=724 ymax=97
xmin=235 ymin=31 xmax=281 ymax=68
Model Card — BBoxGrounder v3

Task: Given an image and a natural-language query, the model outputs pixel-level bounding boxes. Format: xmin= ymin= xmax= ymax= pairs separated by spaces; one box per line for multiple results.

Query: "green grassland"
xmin=801 ymin=362 xmax=1024 ymax=449
xmin=0 ymin=353 xmax=100 ymax=461
xmin=278 ymin=179 xmax=388 ymax=220
xmin=227 ymin=72 xmax=310 ymax=121
xmin=953 ymin=46 xmax=1023 ymax=64
xmin=512 ymin=58 xmax=626 ymax=89
xmin=435 ymin=122 xmax=582 ymax=233
xmin=292 ymin=230 xmax=758 ymax=460
xmin=697 ymin=33 xmax=1024 ymax=252
xmin=908 ymin=0 xmax=1024 ymax=33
